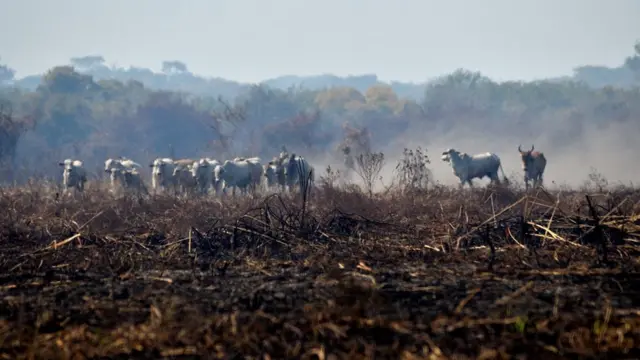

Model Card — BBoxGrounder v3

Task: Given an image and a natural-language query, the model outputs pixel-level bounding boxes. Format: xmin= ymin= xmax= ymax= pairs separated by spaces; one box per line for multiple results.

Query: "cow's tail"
xmin=498 ymin=162 xmax=509 ymax=185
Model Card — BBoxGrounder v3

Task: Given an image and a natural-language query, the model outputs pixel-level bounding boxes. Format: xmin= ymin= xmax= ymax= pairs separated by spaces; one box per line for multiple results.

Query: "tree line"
xmin=0 ymin=43 xmax=638 ymax=183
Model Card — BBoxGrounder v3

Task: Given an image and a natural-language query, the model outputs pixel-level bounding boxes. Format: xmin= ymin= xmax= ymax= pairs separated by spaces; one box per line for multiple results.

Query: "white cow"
xmin=246 ymin=157 xmax=264 ymax=190
xmin=206 ymin=158 xmax=224 ymax=195
xmin=149 ymin=158 xmax=176 ymax=193
xmin=105 ymin=157 xmax=142 ymax=192
xmin=190 ymin=158 xmax=219 ymax=195
xmin=109 ymin=168 xmax=148 ymax=195
xmin=59 ymin=159 xmax=87 ymax=194
xmin=172 ymin=159 xmax=197 ymax=195
xmin=264 ymin=151 xmax=292 ymax=192
xmin=104 ymin=157 xmax=141 ymax=172
xmin=235 ymin=157 xmax=263 ymax=189
xmin=441 ymin=148 xmax=507 ymax=188
xmin=283 ymin=153 xmax=315 ymax=193
xmin=211 ymin=161 xmax=225 ymax=195
xmin=218 ymin=157 xmax=263 ymax=196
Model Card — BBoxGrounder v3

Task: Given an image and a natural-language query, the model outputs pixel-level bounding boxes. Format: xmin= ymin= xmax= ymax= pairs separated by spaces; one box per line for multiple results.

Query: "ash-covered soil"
xmin=1 ymin=184 xmax=640 ymax=359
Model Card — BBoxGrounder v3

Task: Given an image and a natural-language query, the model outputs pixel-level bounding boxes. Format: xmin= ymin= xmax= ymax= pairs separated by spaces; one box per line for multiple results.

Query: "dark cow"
xmin=518 ymin=145 xmax=547 ymax=189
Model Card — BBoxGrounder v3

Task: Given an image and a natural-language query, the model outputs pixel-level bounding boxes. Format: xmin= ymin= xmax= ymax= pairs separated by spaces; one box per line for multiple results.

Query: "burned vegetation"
xmin=1 ymin=174 xmax=640 ymax=359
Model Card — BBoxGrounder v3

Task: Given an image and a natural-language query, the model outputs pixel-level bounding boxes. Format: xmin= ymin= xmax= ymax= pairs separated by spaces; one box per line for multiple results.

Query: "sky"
xmin=1 ymin=0 xmax=639 ymax=84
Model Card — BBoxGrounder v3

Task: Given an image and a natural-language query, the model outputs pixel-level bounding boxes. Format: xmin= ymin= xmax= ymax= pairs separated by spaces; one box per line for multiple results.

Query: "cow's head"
xmin=59 ymin=160 xmax=78 ymax=181
xmin=518 ymin=145 xmax=535 ymax=171
xmin=105 ymin=158 xmax=119 ymax=172
xmin=191 ymin=160 xmax=209 ymax=177
xmin=59 ymin=159 xmax=72 ymax=169
xmin=441 ymin=148 xmax=460 ymax=162
xmin=264 ymin=162 xmax=274 ymax=177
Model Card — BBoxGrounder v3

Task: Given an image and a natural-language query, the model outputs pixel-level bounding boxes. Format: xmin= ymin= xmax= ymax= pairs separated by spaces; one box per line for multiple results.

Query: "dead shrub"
xmin=0 ymin=175 xmax=637 ymax=261
xmin=394 ymin=147 xmax=432 ymax=194
xmin=353 ymin=151 xmax=385 ymax=197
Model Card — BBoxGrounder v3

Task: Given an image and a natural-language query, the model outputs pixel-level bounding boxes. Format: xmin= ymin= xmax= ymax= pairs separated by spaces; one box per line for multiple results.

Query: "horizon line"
xmin=8 ymin=65 xmax=586 ymax=87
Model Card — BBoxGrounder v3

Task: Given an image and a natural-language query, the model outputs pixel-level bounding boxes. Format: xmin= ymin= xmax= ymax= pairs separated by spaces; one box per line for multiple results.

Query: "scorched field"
xmin=1 ymin=182 xmax=639 ymax=359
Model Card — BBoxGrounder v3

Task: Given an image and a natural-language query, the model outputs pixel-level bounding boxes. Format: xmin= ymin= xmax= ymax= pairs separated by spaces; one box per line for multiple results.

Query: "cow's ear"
xmin=149 ymin=163 xmax=154 ymax=167
xmin=58 ymin=162 xmax=64 ymax=166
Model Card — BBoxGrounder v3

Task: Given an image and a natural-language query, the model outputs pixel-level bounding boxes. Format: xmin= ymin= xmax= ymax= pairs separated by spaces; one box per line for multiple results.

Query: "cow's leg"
xmin=489 ymin=172 xmax=499 ymax=185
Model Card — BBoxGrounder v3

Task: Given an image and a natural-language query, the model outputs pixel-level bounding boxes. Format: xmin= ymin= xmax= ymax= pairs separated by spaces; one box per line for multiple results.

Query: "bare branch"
xmin=354 ymin=151 xmax=385 ymax=197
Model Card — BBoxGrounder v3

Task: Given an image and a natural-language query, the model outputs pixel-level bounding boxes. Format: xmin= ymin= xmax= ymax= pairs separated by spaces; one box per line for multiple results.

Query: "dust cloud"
xmin=325 ymin=120 xmax=640 ymax=191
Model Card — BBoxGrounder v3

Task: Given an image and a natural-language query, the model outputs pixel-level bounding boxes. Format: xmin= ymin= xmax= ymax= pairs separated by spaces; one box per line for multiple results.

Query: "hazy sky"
xmin=1 ymin=0 xmax=639 ymax=83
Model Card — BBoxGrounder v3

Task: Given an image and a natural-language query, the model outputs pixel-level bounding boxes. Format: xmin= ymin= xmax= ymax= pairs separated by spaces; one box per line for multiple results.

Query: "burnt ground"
xmin=1 ymin=184 xmax=640 ymax=359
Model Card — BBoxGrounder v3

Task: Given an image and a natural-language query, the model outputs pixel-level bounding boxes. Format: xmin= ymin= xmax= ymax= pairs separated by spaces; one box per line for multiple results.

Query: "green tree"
xmin=39 ymin=66 xmax=97 ymax=94
xmin=162 ymin=60 xmax=189 ymax=74
xmin=314 ymin=87 xmax=365 ymax=114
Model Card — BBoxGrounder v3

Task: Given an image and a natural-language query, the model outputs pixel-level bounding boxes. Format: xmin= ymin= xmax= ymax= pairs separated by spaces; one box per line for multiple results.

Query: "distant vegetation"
xmin=0 ymin=42 xmax=638 ymax=183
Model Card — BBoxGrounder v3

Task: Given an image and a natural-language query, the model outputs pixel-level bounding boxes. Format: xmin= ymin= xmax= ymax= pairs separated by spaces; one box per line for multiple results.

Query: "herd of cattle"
xmin=56 ymin=144 xmax=547 ymax=196
xmin=57 ymin=148 xmax=315 ymax=196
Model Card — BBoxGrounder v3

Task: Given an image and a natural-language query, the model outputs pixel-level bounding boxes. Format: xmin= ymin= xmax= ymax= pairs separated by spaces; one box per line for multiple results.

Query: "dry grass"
xmin=1 ymin=180 xmax=640 ymax=359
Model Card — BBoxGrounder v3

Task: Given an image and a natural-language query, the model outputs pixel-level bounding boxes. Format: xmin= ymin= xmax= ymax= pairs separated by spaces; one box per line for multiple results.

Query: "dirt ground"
xmin=1 ymin=184 xmax=640 ymax=359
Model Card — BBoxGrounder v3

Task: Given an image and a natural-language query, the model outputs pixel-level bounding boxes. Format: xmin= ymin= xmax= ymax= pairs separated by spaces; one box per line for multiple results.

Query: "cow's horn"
xmin=518 ymin=145 xmax=523 ymax=153
xmin=530 ymin=145 xmax=534 ymax=152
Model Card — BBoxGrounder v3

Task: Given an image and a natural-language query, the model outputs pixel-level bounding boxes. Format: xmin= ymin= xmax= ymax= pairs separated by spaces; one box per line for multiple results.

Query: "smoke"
xmin=365 ymin=119 xmax=640 ymax=189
